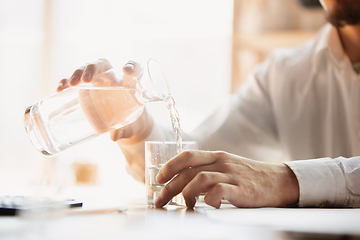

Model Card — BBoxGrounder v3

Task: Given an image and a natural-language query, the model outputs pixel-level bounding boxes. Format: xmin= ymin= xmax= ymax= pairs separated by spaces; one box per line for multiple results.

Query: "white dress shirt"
xmin=126 ymin=24 xmax=360 ymax=208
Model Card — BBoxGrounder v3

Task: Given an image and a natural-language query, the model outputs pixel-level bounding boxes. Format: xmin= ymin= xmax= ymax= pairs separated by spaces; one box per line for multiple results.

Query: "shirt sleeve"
xmin=285 ymin=156 xmax=360 ymax=208
xmin=132 ymin=57 xmax=284 ymax=162
xmin=120 ymin=50 xmax=287 ymax=164
xmin=187 ymin=58 xmax=284 ymax=163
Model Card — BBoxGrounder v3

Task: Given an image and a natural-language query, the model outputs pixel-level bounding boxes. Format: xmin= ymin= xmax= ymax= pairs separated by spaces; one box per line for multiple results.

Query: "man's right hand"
xmin=155 ymin=151 xmax=300 ymax=209
xmin=57 ymin=58 xmax=154 ymax=143
xmin=57 ymin=59 xmax=142 ymax=91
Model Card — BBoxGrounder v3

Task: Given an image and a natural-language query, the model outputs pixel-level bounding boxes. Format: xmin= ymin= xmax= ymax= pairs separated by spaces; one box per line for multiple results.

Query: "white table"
xmin=1 ymin=198 xmax=360 ymax=240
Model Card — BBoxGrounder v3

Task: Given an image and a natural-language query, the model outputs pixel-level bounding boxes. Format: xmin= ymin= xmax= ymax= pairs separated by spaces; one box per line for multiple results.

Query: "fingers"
xmin=63 ymin=59 xmax=138 ymax=90
xmin=204 ymin=183 xmax=241 ymax=209
xmin=182 ymin=172 xmax=231 ymax=208
xmin=155 ymin=170 xmax=232 ymax=208
xmin=81 ymin=59 xmax=113 ymax=83
xmin=81 ymin=64 xmax=96 ymax=83
xmin=156 ymin=150 xmax=219 ymax=184
xmin=57 ymin=78 xmax=70 ymax=92
xmin=69 ymin=67 xmax=85 ymax=86
xmin=68 ymin=59 xmax=113 ymax=86
xmin=154 ymin=167 xmax=199 ymax=208
xmin=122 ymin=61 xmax=142 ymax=77
xmin=204 ymin=183 xmax=260 ymax=209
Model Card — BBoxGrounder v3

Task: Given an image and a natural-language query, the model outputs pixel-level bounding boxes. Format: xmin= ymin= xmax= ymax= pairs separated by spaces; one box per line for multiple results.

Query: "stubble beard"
xmin=326 ymin=0 xmax=360 ymax=27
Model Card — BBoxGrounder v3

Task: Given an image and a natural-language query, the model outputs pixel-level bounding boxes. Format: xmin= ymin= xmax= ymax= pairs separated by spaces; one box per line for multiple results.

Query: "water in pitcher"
xmin=24 ymin=86 xmax=163 ymax=156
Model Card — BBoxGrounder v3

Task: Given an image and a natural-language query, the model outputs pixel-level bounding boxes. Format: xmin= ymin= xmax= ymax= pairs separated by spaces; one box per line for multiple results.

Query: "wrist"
xmin=277 ymin=163 xmax=300 ymax=207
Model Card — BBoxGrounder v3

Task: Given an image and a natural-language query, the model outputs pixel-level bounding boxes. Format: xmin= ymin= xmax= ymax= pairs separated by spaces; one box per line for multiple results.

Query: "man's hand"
xmin=57 ymin=59 xmax=142 ymax=91
xmin=56 ymin=58 xmax=153 ymax=142
xmin=155 ymin=150 xmax=299 ymax=209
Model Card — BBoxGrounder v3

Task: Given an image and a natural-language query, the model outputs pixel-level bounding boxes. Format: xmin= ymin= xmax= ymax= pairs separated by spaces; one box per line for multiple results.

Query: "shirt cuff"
xmin=285 ymin=158 xmax=347 ymax=207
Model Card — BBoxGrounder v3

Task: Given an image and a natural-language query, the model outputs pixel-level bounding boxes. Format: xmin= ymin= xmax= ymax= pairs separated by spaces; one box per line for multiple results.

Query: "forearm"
xmin=118 ymin=140 xmax=147 ymax=183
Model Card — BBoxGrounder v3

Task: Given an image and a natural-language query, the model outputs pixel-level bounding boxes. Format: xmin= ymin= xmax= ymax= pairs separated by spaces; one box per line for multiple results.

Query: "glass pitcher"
xmin=24 ymin=59 xmax=170 ymax=156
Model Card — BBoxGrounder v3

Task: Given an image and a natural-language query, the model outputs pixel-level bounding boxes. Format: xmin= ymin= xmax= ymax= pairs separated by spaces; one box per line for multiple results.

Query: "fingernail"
xmin=124 ymin=63 xmax=134 ymax=69
xmin=83 ymin=72 xmax=92 ymax=81
xmin=156 ymin=170 xmax=165 ymax=183
xmin=123 ymin=63 xmax=135 ymax=75
xmin=69 ymin=76 xmax=77 ymax=86
xmin=154 ymin=196 xmax=162 ymax=207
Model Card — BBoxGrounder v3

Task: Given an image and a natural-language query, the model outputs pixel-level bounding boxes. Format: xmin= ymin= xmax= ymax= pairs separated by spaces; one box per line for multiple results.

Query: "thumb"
xmin=110 ymin=126 xmax=134 ymax=141
xmin=122 ymin=61 xmax=143 ymax=79
xmin=121 ymin=61 xmax=143 ymax=89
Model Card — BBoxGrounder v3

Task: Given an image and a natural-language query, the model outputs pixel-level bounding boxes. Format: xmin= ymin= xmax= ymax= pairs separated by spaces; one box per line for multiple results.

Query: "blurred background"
xmin=0 ymin=0 xmax=325 ymax=205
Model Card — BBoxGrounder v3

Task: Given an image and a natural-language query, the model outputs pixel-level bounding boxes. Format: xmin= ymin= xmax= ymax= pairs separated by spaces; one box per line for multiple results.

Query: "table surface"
xmin=1 ymin=198 xmax=360 ymax=240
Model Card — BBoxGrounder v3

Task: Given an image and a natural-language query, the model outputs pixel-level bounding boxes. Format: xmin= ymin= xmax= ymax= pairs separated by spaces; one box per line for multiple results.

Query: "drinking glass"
xmin=145 ymin=141 xmax=198 ymax=207
xmin=24 ymin=59 xmax=170 ymax=156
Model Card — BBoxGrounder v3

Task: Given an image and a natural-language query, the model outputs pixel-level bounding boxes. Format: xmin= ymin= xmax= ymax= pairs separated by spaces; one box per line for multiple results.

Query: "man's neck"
xmin=338 ymin=24 xmax=360 ymax=63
